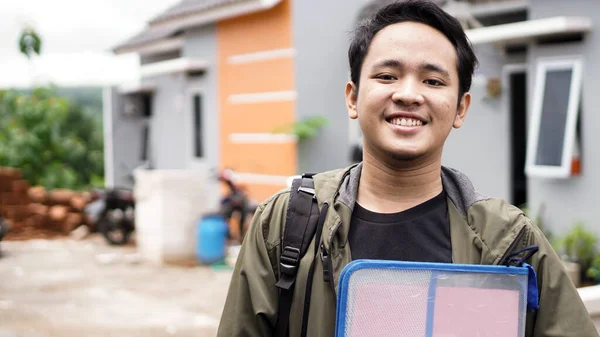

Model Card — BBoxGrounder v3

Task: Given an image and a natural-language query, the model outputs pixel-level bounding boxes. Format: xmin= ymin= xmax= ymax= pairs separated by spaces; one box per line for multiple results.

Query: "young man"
xmin=217 ymin=1 xmax=598 ymax=336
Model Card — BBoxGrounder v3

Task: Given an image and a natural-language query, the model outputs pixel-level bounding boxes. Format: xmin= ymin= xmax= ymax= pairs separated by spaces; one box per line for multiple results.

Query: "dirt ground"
xmin=0 ymin=234 xmax=233 ymax=337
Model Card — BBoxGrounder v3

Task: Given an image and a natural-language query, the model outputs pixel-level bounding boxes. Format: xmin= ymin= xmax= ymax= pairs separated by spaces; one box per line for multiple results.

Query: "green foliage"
xmin=14 ymin=87 xmax=103 ymax=118
xmin=55 ymin=87 xmax=103 ymax=116
xmin=0 ymin=87 xmax=104 ymax=190
xmin=19 ymin=27 xmax=42 ymax=59
xmin=272 ymin=116 xmax=328 ymax=142
xmin=556 ymin=222 xmax=598 ymax=268
xmin=586 ymin=256 xmax=600 ymax=283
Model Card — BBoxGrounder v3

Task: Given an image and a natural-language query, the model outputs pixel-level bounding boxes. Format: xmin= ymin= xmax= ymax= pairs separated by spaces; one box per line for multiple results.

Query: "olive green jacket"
xmin=217 ymin=164 xmax=598 ymax=336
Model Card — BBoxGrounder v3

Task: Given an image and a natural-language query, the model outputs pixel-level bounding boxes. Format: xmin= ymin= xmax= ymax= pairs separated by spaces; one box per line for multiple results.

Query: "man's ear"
xmin=453 ymin=92 xmax=471 ymax=129
xmin=345 ymin=82 xmax=358 ymax=119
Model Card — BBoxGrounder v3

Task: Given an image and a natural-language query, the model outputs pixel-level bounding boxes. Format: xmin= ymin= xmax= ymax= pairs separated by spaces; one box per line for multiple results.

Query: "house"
xmin=439 ymin=0 xmax=595 ymax=238
xmin=104 ymin=0 xmax=597 ymax=237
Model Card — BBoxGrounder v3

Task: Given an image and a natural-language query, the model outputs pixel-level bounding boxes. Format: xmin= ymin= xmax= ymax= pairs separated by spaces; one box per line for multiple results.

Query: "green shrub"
xmin=0 ymin=87 xmax=104 ymax=190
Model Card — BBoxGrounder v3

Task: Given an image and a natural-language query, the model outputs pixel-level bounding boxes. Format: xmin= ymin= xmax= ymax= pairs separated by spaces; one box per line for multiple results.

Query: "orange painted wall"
xmin=220 ymin=101 xmax=295 ymax=133
xmin=217 ymin=0 xmax=296 ymax=202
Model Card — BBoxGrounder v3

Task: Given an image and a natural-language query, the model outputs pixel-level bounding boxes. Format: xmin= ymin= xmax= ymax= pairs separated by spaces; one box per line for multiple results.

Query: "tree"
xmin=18 ymin=27 xmax=42 ymax=59
xmin=0 ymin=87 xmax=104 ymax=190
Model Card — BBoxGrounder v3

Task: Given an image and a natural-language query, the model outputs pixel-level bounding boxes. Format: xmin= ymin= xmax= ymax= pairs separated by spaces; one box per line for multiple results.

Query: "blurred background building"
xmin=4 ymin=1 xmax=600 ymax=334
xmin=105 ymin=0 xmax=595 ymax=237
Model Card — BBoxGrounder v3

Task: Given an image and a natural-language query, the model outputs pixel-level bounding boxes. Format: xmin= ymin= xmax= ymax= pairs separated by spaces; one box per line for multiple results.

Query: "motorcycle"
xmin=85 ymin=187 xmax=135 ymax=246
xmin=85 ymin=167 xmax=257 ymax=246
xmin=0 ymin=216 xmax=7 ymax=256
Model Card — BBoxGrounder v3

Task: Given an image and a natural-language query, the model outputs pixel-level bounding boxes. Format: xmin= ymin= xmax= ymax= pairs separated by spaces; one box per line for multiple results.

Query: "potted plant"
xmin=586 ymin=255 xmax=600 ymax=285
xmin=556 ymin=222 xmax=598 ymax=287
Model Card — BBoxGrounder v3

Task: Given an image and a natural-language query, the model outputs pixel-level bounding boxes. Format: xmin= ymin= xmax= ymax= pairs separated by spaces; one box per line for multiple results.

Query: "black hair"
xmin=348 ymin=0 xmax=478 ymax=99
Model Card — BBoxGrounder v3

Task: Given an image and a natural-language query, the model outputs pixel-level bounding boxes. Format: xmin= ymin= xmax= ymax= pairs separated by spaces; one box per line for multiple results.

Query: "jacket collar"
xmin=313 ymin=162 xmax=506 ymax=292
xmin=329 ymin=162 xmax=490 ymax=217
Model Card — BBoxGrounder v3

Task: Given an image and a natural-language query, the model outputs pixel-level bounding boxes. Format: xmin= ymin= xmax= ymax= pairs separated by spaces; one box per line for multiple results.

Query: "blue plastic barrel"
xmin=196 ymin=213 xmax=228 ymax=264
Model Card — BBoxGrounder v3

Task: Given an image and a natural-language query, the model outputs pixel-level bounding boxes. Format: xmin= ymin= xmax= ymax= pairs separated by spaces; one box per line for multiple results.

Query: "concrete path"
xmin=0 ymin=235 xmax=232 ymax=337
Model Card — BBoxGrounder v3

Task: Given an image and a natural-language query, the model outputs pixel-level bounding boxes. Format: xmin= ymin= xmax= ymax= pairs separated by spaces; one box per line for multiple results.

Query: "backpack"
xmin=272 ymin=174 xmax=542 ymax=337
xmin=274 ymin=174 xmax=331 ymax=337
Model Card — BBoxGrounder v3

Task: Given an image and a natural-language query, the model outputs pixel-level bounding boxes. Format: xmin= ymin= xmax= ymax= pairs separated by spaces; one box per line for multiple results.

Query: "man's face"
xmin=346 ymin=21 xmax=470 ymax=162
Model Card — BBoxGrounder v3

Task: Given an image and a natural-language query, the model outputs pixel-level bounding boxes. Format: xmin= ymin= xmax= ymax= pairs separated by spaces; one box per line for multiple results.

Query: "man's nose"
xmin=391 ymin=78 xmax=425 ymax=106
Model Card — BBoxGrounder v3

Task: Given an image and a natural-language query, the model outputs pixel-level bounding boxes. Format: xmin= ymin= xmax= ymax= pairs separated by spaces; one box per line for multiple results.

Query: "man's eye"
xmin=424 ymin=79 xmax=444 ymax=86
xmin=376 ymin=74 xmax=396 ymax=81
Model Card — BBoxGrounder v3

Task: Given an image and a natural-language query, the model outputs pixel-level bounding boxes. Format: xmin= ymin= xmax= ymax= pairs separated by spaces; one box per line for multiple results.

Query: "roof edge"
xmin=113 ymin=0 xmax=283 ymax=55
xmin=149 ymin=0 xmax=283 ymax=30
xmin=114 ymin=35 xmax=184 ymax=56
xmin=466 ymin=16 xmax=592 ymax=45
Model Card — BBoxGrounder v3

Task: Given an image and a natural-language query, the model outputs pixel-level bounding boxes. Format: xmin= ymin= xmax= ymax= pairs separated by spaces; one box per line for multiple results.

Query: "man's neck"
xmin=357 ymin=152 xmax=443 ymax=214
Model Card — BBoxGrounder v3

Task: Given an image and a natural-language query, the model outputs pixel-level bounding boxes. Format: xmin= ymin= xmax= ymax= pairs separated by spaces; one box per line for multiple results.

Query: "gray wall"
xmin=106 ymin=87 xmax=147 ymax=188
xmin=292 ymin=0 xmax=599 ymax=237
xmin=183 ymin=24 xmax=220 ymax=170
xmin=135 ymin=24 xmax=219 ymax=171
xmin=291 ymin=0 xmax=525 ymax=201
xmin=525 ymin=0 xmax=600 ymax=235
xmin=140 ymin=50 xmax=182 ymax=65
xmin=142 ymin=73 xmax=188 ymax=169
xmin=442 ymin=45 xmax=526 ymax=202
xmin=292 ymin=0 xmax=371 ymax=173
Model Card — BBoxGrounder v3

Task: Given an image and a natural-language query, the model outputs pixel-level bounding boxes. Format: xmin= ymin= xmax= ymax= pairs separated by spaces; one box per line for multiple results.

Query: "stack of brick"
xmin=0 ymin=167 xmax=31 ymax=234
xmin=0 ymin=166 xmax=94 ymax=240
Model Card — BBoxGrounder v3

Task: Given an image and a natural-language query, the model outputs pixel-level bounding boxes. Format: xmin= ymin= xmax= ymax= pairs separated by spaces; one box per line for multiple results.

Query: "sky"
xmin=0 ymin=0 xmax=181 ymax=88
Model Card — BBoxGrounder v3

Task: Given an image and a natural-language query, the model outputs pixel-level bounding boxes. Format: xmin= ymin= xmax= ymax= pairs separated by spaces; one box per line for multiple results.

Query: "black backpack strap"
xmin=275 ymin=175 xmax=320 ymax=337
xmin=300 ymin=201 xmax=329 ymax=337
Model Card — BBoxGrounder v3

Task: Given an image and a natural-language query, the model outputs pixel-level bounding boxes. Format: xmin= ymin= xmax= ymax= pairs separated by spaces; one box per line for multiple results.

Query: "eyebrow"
xmin=421 ymin=62 xmax=451 ymax=80
xmin=371 ymin=59 xmax=403 ymax=71
xmin=371 ymin=59 xmax=451 ymax=80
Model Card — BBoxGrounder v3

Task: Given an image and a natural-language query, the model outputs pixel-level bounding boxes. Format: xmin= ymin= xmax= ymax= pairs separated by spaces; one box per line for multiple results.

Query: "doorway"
xmin=506 ymin=65 xmax=528 ymax=207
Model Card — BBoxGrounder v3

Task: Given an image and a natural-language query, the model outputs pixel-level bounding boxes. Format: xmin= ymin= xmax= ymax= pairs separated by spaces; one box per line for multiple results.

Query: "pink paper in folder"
xmin=347 ymin=283 xmax=520 ymax=337
xmin=432 ymin=287 xmax=520 ymax=336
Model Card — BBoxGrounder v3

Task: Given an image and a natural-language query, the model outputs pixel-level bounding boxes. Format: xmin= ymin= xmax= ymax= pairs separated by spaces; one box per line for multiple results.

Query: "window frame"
xmin=525 ymin=57 xmax=583 ymax=179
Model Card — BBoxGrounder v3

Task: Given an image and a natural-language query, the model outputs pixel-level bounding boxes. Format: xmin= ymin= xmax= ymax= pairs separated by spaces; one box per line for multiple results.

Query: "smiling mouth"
xmin=386 ymin=117 xmax=426 ymax=127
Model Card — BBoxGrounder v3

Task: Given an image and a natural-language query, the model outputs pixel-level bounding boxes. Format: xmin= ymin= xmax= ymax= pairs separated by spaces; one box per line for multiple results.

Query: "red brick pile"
xmin=0 ymin=167 xmax=94 ymax=240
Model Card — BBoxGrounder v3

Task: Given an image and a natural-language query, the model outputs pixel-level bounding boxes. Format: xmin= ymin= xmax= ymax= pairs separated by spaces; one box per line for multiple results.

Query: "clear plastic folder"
xmin=335 ymin=260 xmax=531 ymax=337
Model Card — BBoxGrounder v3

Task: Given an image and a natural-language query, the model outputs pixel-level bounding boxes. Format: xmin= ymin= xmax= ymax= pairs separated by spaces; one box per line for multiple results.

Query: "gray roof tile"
xmin=114 ymin=26 xmax=180 ymax=52
xmin=149 ymin=0 xmax=247 ymax=24
xmin=114 ymin=0 xmax=247 ymax=52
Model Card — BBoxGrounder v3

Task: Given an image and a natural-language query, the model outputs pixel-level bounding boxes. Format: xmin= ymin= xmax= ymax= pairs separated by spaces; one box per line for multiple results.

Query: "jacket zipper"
xmin=322 ymin=219 xmax=342 ymax=295
xmin=323 ymin=168 xmax=355 ymax=296
xmin=496 ymin=226 xmax=527 ymax=266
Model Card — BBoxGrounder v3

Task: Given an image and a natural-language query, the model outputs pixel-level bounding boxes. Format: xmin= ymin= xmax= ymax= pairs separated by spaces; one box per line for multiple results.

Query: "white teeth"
xmin=391 ymin=117 xmax=422 ymax=126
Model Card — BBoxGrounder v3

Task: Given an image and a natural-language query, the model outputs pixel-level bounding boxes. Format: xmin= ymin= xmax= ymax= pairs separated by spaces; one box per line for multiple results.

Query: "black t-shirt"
xmin=348 ymin=191 xmax=452 ymax=263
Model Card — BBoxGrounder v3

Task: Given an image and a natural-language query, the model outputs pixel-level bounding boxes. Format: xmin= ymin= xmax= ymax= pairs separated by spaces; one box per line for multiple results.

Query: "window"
xmin=193 ymin=94 xmax=204 ymax=158
xmin=141 ymin=124 xmax=150 ymax=161
xmin=525 ymin=58 xmax=583 ymax=178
